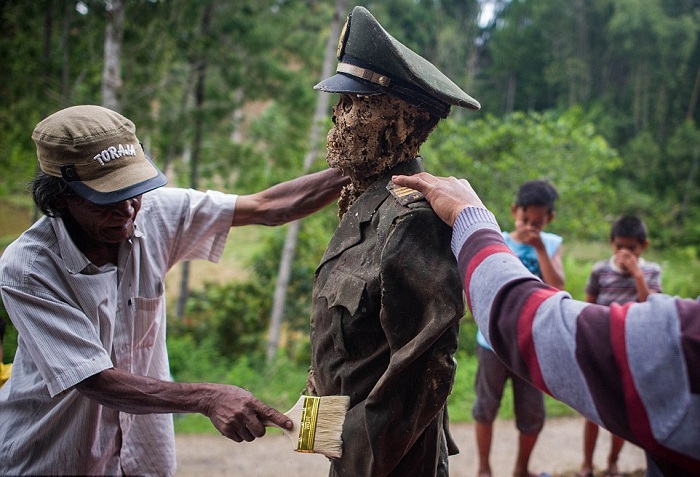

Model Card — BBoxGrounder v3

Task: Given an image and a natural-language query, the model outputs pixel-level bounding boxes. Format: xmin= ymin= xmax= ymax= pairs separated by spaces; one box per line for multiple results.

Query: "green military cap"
xmin=315 ymin=6 xmax=481 ymax=118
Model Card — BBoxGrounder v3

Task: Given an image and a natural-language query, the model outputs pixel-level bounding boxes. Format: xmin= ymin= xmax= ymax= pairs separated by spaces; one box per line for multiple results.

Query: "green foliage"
xmin=172 ymin=280 xmax=271 ymax=369
xmin=0 ymin=299 xmax=17 ymax=363
xmin=423 ymin=108 xmax=622 ymax=240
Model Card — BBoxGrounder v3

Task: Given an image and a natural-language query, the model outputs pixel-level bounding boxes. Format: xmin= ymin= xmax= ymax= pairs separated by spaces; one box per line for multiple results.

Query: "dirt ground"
xmin=175 ymin=416 xmax=647 ymax=477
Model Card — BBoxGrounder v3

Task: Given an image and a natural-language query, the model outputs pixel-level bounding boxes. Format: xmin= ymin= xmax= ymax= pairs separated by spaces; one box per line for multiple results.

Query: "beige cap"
xmin=32 ymin=105 xmax=167 ymax=204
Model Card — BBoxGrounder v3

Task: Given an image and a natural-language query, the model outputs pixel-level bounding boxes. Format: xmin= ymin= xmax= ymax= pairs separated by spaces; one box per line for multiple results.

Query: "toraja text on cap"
xmin=94 ymin=143 xmax=138 ymax=166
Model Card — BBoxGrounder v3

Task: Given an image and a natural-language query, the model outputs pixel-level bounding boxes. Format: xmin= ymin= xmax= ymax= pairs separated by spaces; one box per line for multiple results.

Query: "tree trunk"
xmin=34 ymin=0 xmax=55 ymax=223
xmin=265 ymin=0 xmax=348 ymax=363
xmin=687 ymin=62 xmax=700 ymax=121
xmin=60 ymin=0 xmax=71 ymax=107
xmin=101 ymin=0 xmax=125 ymax=112
xmin=573 ymin=0 xmax=590 ymax=104
xmin=505 ymin=73 xmax=516 ymax=114
xmin=679 ymin=146 xmax=700 ymax=226
xmin=176 ymin=2 xmax=213 ymax=320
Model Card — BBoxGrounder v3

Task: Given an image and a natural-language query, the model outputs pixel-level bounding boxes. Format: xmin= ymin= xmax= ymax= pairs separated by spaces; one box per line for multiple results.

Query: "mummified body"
xmin=309 ymin=91 xmax=464 ymax=476
xmin=308 ymin=6 xmax=480 ymax=475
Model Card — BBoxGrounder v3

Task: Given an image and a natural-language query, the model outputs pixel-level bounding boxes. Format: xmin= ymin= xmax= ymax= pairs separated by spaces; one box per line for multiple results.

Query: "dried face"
xmin=326 ymin=93 xmax=438 ymax=216
xmin=326 ymin=94 xmax=432 ymax=184
xmin=327 ymin=94 xmax=385 ymax=173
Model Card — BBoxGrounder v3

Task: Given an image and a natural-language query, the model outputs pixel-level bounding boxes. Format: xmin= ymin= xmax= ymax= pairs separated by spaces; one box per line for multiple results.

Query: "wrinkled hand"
xmin=204 ymin=385 xmax=292 ymax=442
xmin=391 ymin=172 xmax=486 ymax=227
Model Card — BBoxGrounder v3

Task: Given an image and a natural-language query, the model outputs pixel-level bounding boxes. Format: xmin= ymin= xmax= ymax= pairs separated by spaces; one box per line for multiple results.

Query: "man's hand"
xmin=203 ymin=385 xmax=293 ymax=442
xmin=391 ymin=172 xmax=486 ymax=227
xmin=76 ymin=368 xmax=293 ymax=443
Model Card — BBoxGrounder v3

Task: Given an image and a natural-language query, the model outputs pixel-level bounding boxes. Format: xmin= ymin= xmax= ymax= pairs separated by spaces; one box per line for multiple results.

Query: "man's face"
xmin=65 ymin=194 xmax=143 ymax=244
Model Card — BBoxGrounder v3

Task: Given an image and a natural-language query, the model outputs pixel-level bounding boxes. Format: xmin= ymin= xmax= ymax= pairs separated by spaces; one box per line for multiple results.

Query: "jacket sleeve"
xmin=452 ymin=206 xmax=700 ymax=475
xmin=335 ymin=206 xmax=463 ymax=476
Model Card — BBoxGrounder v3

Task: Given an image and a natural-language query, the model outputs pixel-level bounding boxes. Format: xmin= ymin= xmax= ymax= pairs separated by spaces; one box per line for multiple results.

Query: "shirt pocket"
xmin=318 ymin=270 xmax=381 ymax=358
xmin=133 ymin=281 xmax=165 ymax=351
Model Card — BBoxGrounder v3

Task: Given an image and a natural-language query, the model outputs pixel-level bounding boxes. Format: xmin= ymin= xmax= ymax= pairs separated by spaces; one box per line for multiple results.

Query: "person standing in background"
xmin=578 ymin=215 xmax=661 ymax=477
xmin=473 ymin=180 xmax=563 ymax=477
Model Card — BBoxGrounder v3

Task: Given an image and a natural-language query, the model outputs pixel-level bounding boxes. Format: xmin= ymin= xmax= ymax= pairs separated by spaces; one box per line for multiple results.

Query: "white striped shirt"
xmin=0 ymin=187 xmax=236 ymax=476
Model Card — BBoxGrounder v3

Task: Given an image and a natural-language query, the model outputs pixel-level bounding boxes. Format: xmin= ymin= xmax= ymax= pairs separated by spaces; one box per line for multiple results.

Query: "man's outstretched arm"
xmin=391 ymin=172 xmax=700 ymax=474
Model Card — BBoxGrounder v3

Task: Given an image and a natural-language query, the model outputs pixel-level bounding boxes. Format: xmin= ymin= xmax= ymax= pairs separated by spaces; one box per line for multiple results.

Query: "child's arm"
xmin=616 ymin=249 xmax=654 ymax=302
xmin=535 ymin=241 xmax=565 ymax=290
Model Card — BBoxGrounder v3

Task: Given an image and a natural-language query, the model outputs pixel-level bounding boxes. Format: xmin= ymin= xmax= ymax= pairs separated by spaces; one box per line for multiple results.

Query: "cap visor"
xmin=67 ymin=170 xmax=167 ymax=205
xmin=314 ymin=73 xmax=382 ymax=95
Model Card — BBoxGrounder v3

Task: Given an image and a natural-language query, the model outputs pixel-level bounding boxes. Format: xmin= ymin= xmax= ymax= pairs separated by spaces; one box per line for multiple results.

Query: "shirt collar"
xmin=50 ymin=217 xmax=143 ymax=274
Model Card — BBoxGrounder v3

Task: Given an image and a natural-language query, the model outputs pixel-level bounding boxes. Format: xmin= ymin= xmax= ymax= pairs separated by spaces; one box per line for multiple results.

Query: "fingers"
xmin=259 ymin=404 xmax=293 ymax=430
xmin=391 ymin=171 xmax=437 ymax=194
xmin=208 ymin=386 xmax=290 ymax=443
xmin=392 ymin=172 xmax=486 ymax=227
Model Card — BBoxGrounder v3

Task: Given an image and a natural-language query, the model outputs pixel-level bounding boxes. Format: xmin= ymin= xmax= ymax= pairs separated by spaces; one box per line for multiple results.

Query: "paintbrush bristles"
xmin=265 ymin=395 xmax=350 ymax=459
xmin=311 ymin=395 xmax=350 ymax=459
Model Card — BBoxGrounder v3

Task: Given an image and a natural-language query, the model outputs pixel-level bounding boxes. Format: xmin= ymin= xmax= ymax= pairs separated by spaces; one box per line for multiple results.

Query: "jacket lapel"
xmin=318 ymin=158 xmax=425 ymax=267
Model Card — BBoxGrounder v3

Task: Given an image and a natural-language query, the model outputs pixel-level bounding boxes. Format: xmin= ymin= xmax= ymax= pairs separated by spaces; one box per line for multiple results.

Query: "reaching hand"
xmin=204 ymin=385 xmax=293 ymax=442
xmin=391 ymin=172 xmax=486 ymax=227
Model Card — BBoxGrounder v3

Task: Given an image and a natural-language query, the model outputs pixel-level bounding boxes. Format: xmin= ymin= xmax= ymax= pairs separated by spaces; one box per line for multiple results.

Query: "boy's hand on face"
xmin=615 ymin=249 xmax=641 ymax=276
xmin=515 ymin=226 xmax=545 ymax=250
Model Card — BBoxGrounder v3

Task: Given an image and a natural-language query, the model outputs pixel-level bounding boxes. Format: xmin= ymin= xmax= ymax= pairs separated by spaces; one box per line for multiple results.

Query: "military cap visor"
xmin=315 ymin=70 xmax=383 ymax=96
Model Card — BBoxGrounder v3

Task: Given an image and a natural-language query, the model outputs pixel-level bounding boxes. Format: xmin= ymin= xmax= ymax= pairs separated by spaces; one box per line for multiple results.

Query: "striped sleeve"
xmin=452 ymin=207 xmax=700 ymax=475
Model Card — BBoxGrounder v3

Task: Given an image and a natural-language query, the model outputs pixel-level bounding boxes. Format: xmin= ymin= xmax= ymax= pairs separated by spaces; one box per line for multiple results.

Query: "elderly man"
xmin=308 ymin=7 xmax=480 ymax=477
xmin=0 ymin=104 xmax=347 ymax=475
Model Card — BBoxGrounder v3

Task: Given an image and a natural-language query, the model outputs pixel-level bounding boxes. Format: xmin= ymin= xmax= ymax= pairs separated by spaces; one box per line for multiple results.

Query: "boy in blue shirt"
xmin=473 ymin=180 xmax=563 ymax=477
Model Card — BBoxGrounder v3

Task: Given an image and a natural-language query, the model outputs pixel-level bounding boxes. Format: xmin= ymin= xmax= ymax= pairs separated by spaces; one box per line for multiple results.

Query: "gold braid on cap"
xmin=337 ymin=63 xmax=391 ymax=87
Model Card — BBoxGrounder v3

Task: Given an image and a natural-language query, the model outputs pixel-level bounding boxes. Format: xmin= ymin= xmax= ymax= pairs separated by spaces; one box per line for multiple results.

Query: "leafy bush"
xmin=423 ymin=108 xmax=622 ymax=241
xmin=171 ymin=280 xmax=271 ymax=371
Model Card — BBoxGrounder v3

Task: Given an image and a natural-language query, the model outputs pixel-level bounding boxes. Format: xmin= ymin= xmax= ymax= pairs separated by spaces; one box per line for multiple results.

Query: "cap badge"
xmin=336 ymin=15 xmax=350 ymax=60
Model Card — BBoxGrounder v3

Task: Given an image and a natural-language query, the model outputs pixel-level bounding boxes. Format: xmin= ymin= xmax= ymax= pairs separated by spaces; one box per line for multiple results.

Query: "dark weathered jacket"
xmin=310 ymin=158 xmax=464 ymax=477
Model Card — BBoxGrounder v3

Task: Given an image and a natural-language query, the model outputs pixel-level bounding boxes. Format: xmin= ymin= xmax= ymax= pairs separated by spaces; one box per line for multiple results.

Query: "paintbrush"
xmin=264 ymin=395 xmax=349 ymax=459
